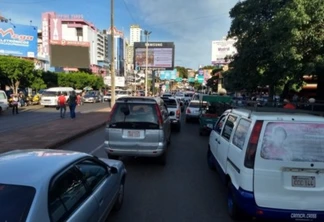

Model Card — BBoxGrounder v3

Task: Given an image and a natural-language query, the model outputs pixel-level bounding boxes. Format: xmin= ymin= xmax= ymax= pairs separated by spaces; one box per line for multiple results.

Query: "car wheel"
xmin=107 ymin=153 xmax=119 ymax=160
xmin=113 ymin=182 xmax=124 ymax=211
xmin=175 ymin=123 xmax=181 ymax=132
xmin=227 ymin=182 xmax=243 ymax=220
xmin=207 ymin=148 xmax=215 ymax=171
xmin=158 ymin=151 xmax=167 ymax=165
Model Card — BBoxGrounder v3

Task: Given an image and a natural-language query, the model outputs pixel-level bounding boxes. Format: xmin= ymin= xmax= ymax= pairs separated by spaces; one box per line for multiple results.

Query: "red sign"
xmin=0 ymin=28 xmax=34 ymax=41
xmin=50 ymin=40 xmax=90 ymax=47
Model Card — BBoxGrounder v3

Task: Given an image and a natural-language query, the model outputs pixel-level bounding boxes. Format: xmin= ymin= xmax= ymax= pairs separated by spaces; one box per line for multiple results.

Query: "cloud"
xmin=128 ymin=0 xmax=238 ymax=68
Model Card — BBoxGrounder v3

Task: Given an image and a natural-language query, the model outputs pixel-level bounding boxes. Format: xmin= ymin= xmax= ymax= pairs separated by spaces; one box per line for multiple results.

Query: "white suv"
xmin=208 ymin=108 xmax=324 ymax=221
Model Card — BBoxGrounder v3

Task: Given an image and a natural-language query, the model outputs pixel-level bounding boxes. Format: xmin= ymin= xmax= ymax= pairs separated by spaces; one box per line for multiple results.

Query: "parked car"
xmin=207 ymin=107 xmax=324 ymax=221
xmin=161 ymin=96 xmax=181 ymax=132
xmin=0 ymin=90 xmax=9 ymax=113
xmin=83 ymin=91 xmax=102 ymax=103
xmin=104 ymin=96 xmax=171 ymax=165
xmin=0 ymin=149 xmax=126 ymax=222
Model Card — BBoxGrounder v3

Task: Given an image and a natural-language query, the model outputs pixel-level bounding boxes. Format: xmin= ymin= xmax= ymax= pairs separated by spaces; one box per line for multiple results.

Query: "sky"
xmin=0 ymin=0 xmax=239 ymax=69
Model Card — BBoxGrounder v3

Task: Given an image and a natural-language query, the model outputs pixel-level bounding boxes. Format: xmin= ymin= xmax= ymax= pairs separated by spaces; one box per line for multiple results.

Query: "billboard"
xmin=211 ymin=39 xmax=237 ymax=65
xmin=50 ymin=40 xmax=90 ymax=68
xmin=159 ymin=69 xmax=177 ymax=80
xmin=103 ymin=76 xmax=125 ymax=87
xmin=0 ymin=23 xmax=37 ymax=58
xmin=134 ymin=42 xmax=175 ymax=69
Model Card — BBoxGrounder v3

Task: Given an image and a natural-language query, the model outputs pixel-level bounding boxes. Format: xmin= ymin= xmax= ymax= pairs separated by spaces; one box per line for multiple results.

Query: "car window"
xmin=162 ymin=99 xmax=177 ymax=108
xmin=76 ymin=159 xmax=108 ymax=190
xmin=260 ymin=122 xmax=324 ymax=162
xmin=0 ymin=92 xmax=6 ymax=99
xmin=48 ymin=167 xmax=88 ymax=222
xmin=233 ymin=119 xmax=251 ymax=149
xmin=0 ymin=184 xmax=36 ymax=222
xmin=214 ymin=115 xmax=226 ymax=134
xmin=43 ymin=91 xmax=57 ymax=97
xmin=189 ymin=102 xmax=207 ymax=108
xmin=221 ymin=115 xmax=237 ymax=140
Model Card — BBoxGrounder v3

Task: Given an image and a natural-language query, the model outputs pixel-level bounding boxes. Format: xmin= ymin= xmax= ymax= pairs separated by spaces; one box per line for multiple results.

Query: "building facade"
xmin=211 ymin=37 xmax=237 ymax=65
xmin=107 ymin=26 xmax=125 ymax=76
xmin=40 ymin=12 xmax=107 ymax=74
xmin=129 ymin=24 xmax=144 ymax=46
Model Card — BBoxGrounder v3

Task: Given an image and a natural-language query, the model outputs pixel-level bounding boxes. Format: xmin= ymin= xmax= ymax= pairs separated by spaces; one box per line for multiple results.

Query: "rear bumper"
xmin=186 ymin=114 xmax=199 ymax=119
xmin=170 ymin=118 xmax=180 ymax=125
xmin=233 ymin=186 xmax=324 ymax=221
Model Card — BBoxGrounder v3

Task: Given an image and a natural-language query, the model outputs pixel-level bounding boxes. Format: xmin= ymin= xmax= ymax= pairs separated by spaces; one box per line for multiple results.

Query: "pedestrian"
xmin=57 ymin=92 xmax=67 ymax=118
xmin=11 ymin=94 xmax=19 ymax=115
xmin=67 ymin=91 xmax=77 ymax=119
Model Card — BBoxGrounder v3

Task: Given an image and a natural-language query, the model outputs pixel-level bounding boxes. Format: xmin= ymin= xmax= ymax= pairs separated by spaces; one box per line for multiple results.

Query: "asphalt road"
xmin=0 ymin=102 xmax=109 ymax=133
xmin=60 ymin=116 xmax=245 ymax=222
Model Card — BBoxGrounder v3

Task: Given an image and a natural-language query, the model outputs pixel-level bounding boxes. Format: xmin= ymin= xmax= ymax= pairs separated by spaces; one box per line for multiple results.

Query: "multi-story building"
xmin=107 ymin=26 xmax=125 ymax=76
xmin=40 ymin=12 xmax=107 ymax=74
xmin=129 ymin=24 xmax=144 ymax=46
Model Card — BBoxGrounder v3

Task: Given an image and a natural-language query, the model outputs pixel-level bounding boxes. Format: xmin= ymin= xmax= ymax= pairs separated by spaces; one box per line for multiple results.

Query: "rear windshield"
xmin=163 ymin=99 xmax=177 ymax=108
xmin=109 ymin=103 xmax=159 ymax=129
xmin=0 ymin=92 xmax=6 ymax=100
xmin=260 ymin=122 xmax=324 ymax=162
xmin=189 ymin=102 xmax=207 ymax=108
xmin=42 ymin=91 xmax=58 ymax=97
xmin=0 ymin=184 xmax=36 ymax=221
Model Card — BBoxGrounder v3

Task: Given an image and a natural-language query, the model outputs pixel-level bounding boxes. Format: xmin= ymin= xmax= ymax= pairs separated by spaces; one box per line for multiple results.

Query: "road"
xmin=0 ymin=102 xmax=109 ymax=133
xmin=60 ymin=117 xmax=244 ymax=222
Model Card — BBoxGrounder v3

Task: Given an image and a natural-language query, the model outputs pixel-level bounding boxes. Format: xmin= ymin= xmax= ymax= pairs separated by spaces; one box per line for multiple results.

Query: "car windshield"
xmin=0 ymin=184 xmax=36 ymax=222
xmin=42 ymin=91 xmax=58 ymax=97
xmin=185 ymin=93 xmax=193 ymax=97
xmin=163 ymin=99 xmax=177 ymax=108
xmin=110 ymin=103 xmax=159 ymax=129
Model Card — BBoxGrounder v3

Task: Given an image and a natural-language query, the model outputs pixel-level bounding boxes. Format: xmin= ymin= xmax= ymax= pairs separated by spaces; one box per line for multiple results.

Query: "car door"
xmin=217 ymin=115 xmax=238 ymax=172
xmin=75 ymin=158 xmax=117 ymax=222
xmin=48 ymin=166 xmax=99 ymax=222
xmin=209 ymin=115 xmax=227 ymax=163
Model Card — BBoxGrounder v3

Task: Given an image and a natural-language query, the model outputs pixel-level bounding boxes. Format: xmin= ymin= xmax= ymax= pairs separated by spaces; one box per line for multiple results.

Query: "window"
xmin=233 ymin=119 xmax=251 ymax=149
xmin=76 ymin=28 xmax=83 ymax=36
xmin=76 ymin=159 xmax=107 ymax=190
xmin=162 ymin=98 xmax=177 ymax=108
xmin=48 ymin=167 xmax=88 ymax=222
xmin=221 ymin=115 xmax=237 ymax=140
xmin=214 ymin=115 xmax=226 ymax=134
xmin=0 ymin=184 xmax=36 ymax=222
xmin=0 ymin=92 xmax=6 ymax=99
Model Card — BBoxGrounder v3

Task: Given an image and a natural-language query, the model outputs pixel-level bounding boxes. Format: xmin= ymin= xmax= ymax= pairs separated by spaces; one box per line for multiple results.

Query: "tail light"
xmin=186 ymin=108 xmax=191 ymax=114
xmin=154 ymin=104 xmax=163 ymax=128
xmin=108 ymin=103 xmax=117 ymax=122
xmin=176 ymin=109 xmax=180 ymax=118
xmin=244 ymin=120 xmax=263 ymax=169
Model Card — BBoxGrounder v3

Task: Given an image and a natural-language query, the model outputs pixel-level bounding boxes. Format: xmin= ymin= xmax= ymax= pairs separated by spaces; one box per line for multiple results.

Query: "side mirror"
xmin=169 ymin=111 xmax=175 ymax=116
xmin=110 ymin=167 xmax=118 ymax=174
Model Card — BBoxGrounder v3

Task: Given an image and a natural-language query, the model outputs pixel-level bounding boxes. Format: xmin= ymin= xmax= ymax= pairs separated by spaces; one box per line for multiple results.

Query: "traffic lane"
xmin=0 ymin=103 xmax=108 ymax=133
xmin=60 ymin=118 xmax=237 ymax=222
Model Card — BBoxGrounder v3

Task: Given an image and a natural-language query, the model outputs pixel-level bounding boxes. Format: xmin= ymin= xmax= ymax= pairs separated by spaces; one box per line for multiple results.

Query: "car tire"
xmin=107 ymin=153 xmax=119 ymax=160
xmin=158 ymin=151 xmax=167 ymax=165
xmin=227 ymin=182 xmax=243 ymax=220
xmin=175 ymin=123 xmax=181 ymax=132
xmin=113 ymin=182 xmax=125 ymax=211
xmin=207 ymin=148 xmax=215 ymax=171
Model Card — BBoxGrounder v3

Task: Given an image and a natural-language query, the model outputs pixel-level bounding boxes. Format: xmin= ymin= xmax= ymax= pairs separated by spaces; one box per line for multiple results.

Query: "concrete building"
xmin=211 ymin=37 xmax=237 ymax=65
xmin=40 ymin=12 xmax=107 ymax=74
xmin=107 ymin=26 xmax=125 ymax=76
xmin=129 ymin=24 xmax=144 ymax=46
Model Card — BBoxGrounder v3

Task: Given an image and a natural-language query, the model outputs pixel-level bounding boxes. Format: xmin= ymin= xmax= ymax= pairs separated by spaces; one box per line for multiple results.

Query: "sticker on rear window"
xmin=260 ymin=122 xmax=324 ymax=162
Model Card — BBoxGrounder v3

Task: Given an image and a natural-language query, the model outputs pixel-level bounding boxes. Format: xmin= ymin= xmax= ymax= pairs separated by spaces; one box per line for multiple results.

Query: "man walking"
xmin=57 ymin=92 xmax=67 ymax=118
xmin=67 ymin=91 xmax=77 ymax=119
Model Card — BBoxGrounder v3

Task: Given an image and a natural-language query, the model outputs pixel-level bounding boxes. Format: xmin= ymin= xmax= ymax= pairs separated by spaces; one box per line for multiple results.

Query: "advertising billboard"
xmin=103 ymin=76 xmax=125 ymax=87
xmin=211 ymin=39 xmax=237 ymax=65
xmin=50 ymin=40 xmax=90 ymax=68
xmin=159 ymin=69 xmax=177 ymax=80
xmin=134 ymin=42 xmax=175 ymax=69
xmin=0 ymin=23 xmax=37 ymax=58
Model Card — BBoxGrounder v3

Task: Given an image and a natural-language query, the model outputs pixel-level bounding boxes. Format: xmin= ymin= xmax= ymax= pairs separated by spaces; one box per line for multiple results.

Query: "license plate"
xmin=207 ymin=124 xmax=213 ymax=128
xmin=127 ymin=130 xmax=140 ymax=138
xmin=292 ymin=176 xmax=315 ymax=188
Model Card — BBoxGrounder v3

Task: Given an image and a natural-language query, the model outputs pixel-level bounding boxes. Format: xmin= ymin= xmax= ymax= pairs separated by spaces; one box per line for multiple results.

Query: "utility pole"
xmin=144 ymin=30 xmax=151 ymax=97
xmin=110 ymin=0 xmax=116 ymax=107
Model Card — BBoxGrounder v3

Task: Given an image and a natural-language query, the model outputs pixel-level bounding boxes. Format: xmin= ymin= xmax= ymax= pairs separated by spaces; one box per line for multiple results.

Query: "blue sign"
xmin=198 ymin=69 xmax=204 ymax=76
xmin=159 ymin=69 xmax=177 ymax=80
xmin=197 ymin=75 xmax=204 ymax=83
xmin=0 ymin=23 xmax=37 ymax=58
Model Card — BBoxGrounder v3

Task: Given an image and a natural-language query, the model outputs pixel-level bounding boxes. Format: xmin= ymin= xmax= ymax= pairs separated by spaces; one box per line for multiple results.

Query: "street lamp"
xmin=144 ymin=30 xmax=151 ymax=97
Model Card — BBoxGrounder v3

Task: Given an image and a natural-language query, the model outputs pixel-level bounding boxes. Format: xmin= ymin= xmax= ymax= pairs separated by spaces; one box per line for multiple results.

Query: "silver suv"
xmin=161 ymin=96 xmax=181 ymax=132
xmin=104 ymin=97 xmax=172 ymax=165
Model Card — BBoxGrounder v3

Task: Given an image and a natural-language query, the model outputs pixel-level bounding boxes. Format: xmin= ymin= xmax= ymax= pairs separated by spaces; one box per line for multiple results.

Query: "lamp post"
xmin=144 ymin=30 xmax=151 ymax=97
xmin=110 ymin=0 xmax=116 ymax=107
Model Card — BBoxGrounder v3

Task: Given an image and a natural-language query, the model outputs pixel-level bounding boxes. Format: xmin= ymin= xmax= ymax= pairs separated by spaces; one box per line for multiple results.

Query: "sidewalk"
xmin=0 ymin=107 xmax=110 ymax=154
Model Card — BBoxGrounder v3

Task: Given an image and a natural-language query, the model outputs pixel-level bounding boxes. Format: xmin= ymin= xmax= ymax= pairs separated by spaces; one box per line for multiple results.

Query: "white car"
xmin=0 ymin=90 xmax=9 ymax=113
xmin=208 ymin=108 xmax=324 ymax=221
xmin=185 ymin=100 xmax=208 ymax=122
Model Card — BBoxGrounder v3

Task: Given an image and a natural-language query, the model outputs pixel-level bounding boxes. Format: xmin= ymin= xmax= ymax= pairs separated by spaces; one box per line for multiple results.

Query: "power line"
xmin=121 ymin=0 xmax=137 ymax=24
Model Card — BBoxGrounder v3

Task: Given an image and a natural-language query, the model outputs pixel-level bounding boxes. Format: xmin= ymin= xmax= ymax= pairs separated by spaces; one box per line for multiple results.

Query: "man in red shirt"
xmin=57 ymin=92 xmax=67 ymax=118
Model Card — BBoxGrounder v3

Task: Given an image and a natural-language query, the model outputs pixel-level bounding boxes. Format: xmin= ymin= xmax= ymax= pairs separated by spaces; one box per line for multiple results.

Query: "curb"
xmin=46 ymin=121 xmax=107 ymax=149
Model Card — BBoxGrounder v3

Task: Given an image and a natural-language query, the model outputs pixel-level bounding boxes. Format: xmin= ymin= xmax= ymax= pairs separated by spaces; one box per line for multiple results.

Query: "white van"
xmin=40 ymin=87 xmax=74 ymax=107
xmin=208 ymin=108 xmax=324 ymax=221
xmin=0 ymin=90 xmax=9 ymax=113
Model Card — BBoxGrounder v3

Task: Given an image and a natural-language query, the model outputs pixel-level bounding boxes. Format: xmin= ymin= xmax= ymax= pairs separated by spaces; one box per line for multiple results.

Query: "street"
xmin=60 ymin=117 xmax=247 ymax=222
xmin=0 ymin=102 xmax=109 ymax=133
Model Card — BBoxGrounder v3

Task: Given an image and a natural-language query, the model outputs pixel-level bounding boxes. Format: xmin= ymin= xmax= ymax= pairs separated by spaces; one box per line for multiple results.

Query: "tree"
xmin=0 ymin=56 xmax=35 ymax=94
xmin=42 ymin=71 xmax=58 ymax=88
xmin=175 ymin=66 xmax=188 ymax=78
xmin=57 ymin=72 xmax=104 ymax=90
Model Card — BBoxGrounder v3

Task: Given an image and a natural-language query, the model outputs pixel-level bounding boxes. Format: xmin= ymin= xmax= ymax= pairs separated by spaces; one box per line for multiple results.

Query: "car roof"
xmin=116 ymin=96 xmax=160 ymax=104
xmin=0 ymin=149 xmax=89 ymax=188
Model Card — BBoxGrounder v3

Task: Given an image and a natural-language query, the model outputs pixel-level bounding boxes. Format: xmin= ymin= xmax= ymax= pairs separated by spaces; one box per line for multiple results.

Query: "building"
xmin=129 ymin=24 xmax=144 ymax=46
xmin=107 ymin=26 xmax=125 ymax=76
xmin=211 ymin=37 xmax=237 ymax=65
xmin=40 ymin=12 xmax=107 ymax=74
